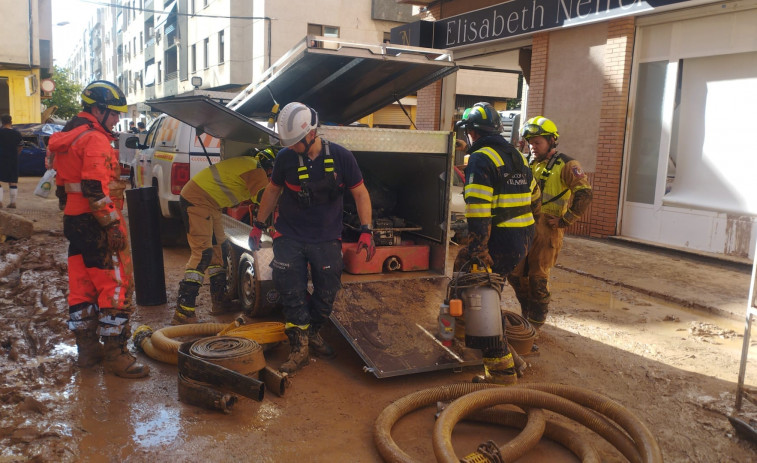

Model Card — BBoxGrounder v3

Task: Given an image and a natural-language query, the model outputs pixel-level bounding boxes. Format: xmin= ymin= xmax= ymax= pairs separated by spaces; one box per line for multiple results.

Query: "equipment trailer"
xmin=145 ymin=37 xmax=483 ymax=377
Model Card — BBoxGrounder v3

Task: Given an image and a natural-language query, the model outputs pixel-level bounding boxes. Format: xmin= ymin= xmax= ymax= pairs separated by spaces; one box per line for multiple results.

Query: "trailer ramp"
xmin=331 ymin=277 xmax=482 ymax=378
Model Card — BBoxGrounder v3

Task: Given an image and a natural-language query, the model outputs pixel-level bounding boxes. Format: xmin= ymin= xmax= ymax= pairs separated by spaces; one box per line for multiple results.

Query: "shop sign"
xmin=392 ymin=0 xmax=693 ymax=48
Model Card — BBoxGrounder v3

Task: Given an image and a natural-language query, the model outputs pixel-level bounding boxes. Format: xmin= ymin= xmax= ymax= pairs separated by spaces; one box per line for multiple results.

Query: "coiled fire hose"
xmin=133 ymin=320 xmax=286 ymax=365
xmin=374 ymin=382 xmax=662 ymax=463
xmin=502 ymin=311 xmax=538 ymax=355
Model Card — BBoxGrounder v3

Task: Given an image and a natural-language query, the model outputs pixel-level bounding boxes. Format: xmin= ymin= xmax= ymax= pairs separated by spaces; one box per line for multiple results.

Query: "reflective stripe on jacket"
xmin=188 ymin=156 xmax=268 ymax=208
xmin=464 ymin=145 xmax=537 ymax=228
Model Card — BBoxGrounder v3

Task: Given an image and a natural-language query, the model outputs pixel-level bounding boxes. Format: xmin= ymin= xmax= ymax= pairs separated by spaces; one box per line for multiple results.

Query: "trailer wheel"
xmin=224 ymin=244 xmax=239 ymax=301
xmin=238 ymin=253 xmax=260 ymax=315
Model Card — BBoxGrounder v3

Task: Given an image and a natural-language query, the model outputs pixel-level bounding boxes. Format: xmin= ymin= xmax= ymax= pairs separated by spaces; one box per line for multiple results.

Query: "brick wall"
xmin=592 ymin=17 xmax=635 ymax=237
xmin=526 ymin=33 xmax=549 ymax=117
xmin=416 ymin=80 xmax=442 ymax=130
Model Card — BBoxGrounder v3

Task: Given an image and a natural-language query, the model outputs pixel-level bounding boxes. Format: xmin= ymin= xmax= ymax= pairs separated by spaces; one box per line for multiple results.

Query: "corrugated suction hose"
xmin=374 ymin=382 xmax=662 ymax=463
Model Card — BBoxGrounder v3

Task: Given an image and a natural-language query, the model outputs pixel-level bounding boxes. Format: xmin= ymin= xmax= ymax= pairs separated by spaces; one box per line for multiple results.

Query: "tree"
xmin=46 ymin=66 xmax=82 ymax=120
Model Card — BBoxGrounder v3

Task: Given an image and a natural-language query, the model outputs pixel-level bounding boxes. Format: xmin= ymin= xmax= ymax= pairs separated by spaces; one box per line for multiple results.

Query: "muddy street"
xmin=2 ymin=177 xmax=757 ymax=462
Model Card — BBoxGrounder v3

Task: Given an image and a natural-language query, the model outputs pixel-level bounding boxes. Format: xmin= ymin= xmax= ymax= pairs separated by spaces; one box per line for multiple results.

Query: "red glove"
xmin=356 ymin=225 xmax=376 ymax=262
xmin=106 ymin=222 xmax=127 ymax=252
xmin=248 ymin=221 xmax=265 ymax=251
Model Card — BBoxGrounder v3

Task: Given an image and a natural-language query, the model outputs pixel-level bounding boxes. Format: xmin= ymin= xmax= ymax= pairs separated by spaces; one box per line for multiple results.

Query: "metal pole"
xmin=735 ymin=250 xmax=757 ymax=410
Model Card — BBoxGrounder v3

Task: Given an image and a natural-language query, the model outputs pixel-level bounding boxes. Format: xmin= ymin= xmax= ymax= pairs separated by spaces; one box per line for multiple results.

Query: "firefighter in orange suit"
xmin=508 ymin=116 xmax=593 ymax=329
xmin=48 ymin=80 xmax=149 ymax=378
xmin=171 ymin=151 xmax=273 ymax=324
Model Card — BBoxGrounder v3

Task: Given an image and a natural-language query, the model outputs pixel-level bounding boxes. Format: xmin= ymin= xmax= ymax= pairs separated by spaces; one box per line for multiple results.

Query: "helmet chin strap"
xmin=98 ymin=106 xmax=113 ymax=131
xmin=300 ymin=132 xmax=316 ymax=157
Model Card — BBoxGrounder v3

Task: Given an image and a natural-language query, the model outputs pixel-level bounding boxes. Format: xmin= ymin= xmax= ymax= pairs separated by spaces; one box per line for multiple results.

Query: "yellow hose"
xmin=134 ymin=321 xmax=286 ymax=365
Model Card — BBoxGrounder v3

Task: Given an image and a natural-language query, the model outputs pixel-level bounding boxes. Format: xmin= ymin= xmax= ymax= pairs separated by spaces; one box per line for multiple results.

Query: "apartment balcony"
xmin=162 ymin=72 xmax=178 ymax=97
xmin=145 ymin=41 xmax=155 ymax=62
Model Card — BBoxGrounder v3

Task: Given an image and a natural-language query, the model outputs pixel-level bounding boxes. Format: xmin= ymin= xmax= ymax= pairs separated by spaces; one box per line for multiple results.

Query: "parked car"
xmin=14 ymin=123 xmax=63 ymax=176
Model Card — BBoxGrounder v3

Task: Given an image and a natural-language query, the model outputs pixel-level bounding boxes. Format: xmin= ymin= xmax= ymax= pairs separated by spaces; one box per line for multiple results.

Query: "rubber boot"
xmin=308 ymin=325 xmax=336 ymax=359
xmin=209 ymin=273 xmax=235 ymax=315
xmin=74 ymin=331 xmax=103 ymax=368
xmin=172 ymin=280 xmax=201 ymax=324
xmin=102 ymin=336 xmax=150 ymax=378
xmin=280 ymin=327 xmax=310 ymax=374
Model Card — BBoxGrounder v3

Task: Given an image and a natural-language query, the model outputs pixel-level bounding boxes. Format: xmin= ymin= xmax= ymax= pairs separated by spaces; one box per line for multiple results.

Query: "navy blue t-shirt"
xmin=271 ymin=140 xmax=363 ymax=243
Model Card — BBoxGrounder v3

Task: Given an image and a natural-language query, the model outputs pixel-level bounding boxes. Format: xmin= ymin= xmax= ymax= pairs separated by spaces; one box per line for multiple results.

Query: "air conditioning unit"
xmin=24 ymin=75 xmax=38 ymax=96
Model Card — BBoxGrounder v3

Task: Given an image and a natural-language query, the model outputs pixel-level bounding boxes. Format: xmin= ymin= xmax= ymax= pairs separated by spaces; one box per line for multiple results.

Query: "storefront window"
xmin=625 ymin=61 xmax=667 ymax=204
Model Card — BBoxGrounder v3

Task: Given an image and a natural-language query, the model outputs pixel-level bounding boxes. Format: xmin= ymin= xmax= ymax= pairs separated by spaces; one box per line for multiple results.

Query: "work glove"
xmin=248 ymin=221 xmax=266 ymax=251
xmin=105 ymin=222 xmax=127 ymax=252
xmin=356 ymin=225 xmax=376 ymax=262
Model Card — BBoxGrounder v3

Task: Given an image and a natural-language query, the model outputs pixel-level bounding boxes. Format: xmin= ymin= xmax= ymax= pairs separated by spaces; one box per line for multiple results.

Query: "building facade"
xmin=0 ymin=0 xmax=53 ymax=123
xmin=65 ymin=0 xmax=414 ymax=129
xmin=398 ymin=0 xmax=757 ymax=260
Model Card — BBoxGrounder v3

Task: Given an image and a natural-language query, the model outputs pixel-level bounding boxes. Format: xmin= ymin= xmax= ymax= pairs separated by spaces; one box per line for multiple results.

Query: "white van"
xmin=130 ymin=114 xmax=222 ymax=244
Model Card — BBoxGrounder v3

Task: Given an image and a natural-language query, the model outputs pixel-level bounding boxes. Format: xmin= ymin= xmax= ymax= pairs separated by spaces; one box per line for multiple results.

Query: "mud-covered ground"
xmin=2 ymin=177 xmax=757 ymax=462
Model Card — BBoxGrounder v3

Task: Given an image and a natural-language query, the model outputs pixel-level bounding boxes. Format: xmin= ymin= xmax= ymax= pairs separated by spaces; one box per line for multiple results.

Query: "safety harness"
xmin=535 ymin=152 xmax=569 ymax=206
xmin=294 ymin=139 xmax=342 ymax=208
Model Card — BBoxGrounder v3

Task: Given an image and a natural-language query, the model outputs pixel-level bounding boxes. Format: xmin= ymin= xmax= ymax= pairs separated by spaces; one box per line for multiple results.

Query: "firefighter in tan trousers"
xmin=172 ymin=153 xmax=272 ymax=324
xmin=508 ymin=116 xmax=593 ymax=329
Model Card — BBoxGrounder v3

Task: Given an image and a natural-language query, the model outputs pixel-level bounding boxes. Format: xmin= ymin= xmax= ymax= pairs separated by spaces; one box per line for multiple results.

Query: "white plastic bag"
xmin=34 ymin=169 xmax=56 ymax=198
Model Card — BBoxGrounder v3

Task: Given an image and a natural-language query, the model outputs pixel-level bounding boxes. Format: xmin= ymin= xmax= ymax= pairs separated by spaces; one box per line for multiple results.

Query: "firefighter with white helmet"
xmin=250 ymin=102 xmax=375 ymax=374
xmin=508 ymin=116 xmax=593 ymax=329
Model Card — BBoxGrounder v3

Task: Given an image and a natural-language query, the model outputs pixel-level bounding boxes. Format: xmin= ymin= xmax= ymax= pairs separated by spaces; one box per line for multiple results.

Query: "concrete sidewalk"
xmin=556 ymin=236 xmax=753 ymax=321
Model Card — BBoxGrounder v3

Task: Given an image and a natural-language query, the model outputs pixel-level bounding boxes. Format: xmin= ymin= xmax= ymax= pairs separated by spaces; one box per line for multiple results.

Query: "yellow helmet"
xmin=81 ymin=80 xmax=128 ymax=113
xmin=521 ymin=116 xmax=559 ymax=141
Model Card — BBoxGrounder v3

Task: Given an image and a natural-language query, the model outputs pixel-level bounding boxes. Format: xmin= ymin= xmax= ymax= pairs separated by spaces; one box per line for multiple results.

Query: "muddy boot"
xmin=102 ymin=336 xmax=150 ymax=378
xmin=527 ymin=301 xmax=548 ymax=330
xmin=209 ymin=273 xmax=235 ymax=315
xmin=280 ymin=327 xmax=310 ymax=374
xmin=308 ymin=325 xmax=336 ymax=359
xmin=68 ymin=303 xmax=102 ymax=368
xmin=74 ymin=331 xmax=103 ymax=368
xmin=172 ymin=280 xmax=201 ymax=324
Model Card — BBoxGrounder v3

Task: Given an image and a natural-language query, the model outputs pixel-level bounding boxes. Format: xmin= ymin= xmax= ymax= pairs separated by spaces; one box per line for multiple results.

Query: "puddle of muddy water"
xmin=132 ymin=407 xmax=181 ymax=447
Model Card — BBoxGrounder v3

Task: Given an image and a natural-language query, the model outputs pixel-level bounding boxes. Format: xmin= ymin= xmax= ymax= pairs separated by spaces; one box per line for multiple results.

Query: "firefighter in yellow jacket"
xmin=508 ymin=116 xmax=593 ymax=329
xmin=172 ymin=151 xmax=273 ymax=324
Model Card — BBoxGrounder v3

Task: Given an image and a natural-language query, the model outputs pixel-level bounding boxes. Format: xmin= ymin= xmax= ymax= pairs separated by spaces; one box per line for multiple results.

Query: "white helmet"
xmin=276 ymin=102 xmax=318 ymax=147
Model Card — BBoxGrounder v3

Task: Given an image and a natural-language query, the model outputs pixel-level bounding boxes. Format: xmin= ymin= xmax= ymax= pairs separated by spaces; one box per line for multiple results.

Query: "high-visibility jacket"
xmin=186 ymin=156 xmax=268 ymax=208
xmin=464 ymin=141 xmax=539 ymax=228
xmin=48 ymin=112 xmax=122 ymax=217
xmin=532 ymin=152 xmax=592 ymax=220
